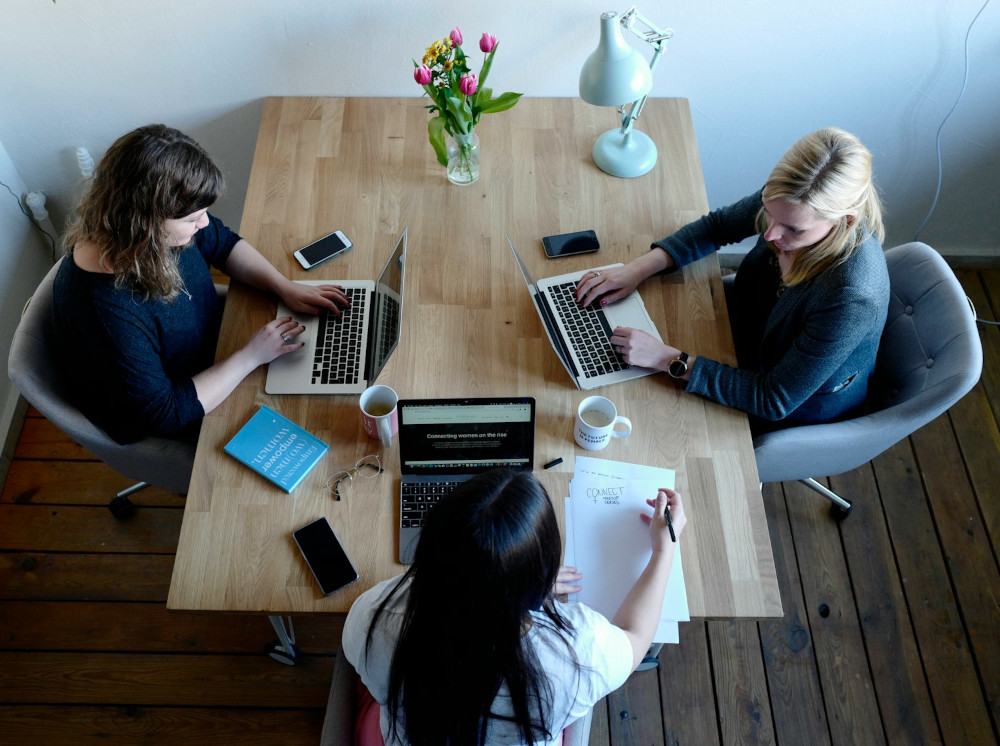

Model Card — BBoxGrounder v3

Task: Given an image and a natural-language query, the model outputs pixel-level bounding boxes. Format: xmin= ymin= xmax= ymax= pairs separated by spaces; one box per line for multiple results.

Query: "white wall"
xmin=0 ymin=139 xmax=60 ymax=452
xmin=1 ymin=0 xmax=998 ymax=254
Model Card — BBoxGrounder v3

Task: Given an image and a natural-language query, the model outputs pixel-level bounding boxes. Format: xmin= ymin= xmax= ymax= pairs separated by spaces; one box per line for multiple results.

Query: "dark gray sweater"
xmin=51 ymin=214 xmax=239 ymax=443
xmin=652 ymin=190 xmax=889 ymax=427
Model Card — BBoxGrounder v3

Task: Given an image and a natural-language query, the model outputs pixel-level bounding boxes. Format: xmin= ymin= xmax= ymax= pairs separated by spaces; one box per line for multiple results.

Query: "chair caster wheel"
xmin=829 ymin=502 xmax=852 ymax=521
xmin=108 ymin=494 xmax=136 ymax=520
xmin=268 ymin=643 xmax=300 ymax=665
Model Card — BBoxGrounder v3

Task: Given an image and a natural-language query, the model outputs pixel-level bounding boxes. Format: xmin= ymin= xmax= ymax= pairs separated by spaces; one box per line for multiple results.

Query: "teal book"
xmin=224 ymin=405 xmax=329 ymax=493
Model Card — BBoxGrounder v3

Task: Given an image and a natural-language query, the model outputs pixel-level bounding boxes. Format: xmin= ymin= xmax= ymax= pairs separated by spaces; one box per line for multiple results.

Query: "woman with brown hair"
xmin=52 ymin=124 xmax=348 ymax=443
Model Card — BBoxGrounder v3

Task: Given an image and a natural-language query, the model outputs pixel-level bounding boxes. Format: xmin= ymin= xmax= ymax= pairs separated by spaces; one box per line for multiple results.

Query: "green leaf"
xmin=478 ymin=46 xmax=497 ymax=90
xmin=477 ymin=91 xmax=523 ymax=115
xmin=428 ymin=116 xmax=448 ymax=166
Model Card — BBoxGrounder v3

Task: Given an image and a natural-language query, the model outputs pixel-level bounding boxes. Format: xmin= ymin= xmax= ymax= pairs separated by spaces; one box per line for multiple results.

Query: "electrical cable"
xmin=0 ymin=176 xmax=59 ymax=262
xmin=913 ymin=0 xmax=990 ymax=242
xmin=911 ymin=0 xmax=998 ymax=328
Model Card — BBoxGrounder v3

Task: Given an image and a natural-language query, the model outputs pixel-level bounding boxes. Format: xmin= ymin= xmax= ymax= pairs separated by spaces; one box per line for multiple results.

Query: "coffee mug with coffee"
xmin=574 ymin=395 xmax=632 ymax=450
xmin=360 ymin=385 xmax=398 ymax=447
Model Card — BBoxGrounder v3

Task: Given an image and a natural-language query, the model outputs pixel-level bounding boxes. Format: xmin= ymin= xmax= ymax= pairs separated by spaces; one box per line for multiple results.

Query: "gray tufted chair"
xmin=743 ymin=242 xmax=983 ymax=517
xmin=8 ymin=258 xmax=203 ymax=517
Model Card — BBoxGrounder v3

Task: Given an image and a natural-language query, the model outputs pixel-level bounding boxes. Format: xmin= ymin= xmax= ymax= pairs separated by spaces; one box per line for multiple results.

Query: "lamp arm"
xmin=618 ymin=38 xmax=667 ymax=134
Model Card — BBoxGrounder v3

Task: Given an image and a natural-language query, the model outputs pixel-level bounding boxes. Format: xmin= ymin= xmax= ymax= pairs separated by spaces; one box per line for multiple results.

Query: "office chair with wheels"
xmin=732 ymin=242 xmax=983 ymax=518
xmin=320 ymin=645 xmax=594 ymax=746
xmin=8 ymin=258 xmax=196 ymax=518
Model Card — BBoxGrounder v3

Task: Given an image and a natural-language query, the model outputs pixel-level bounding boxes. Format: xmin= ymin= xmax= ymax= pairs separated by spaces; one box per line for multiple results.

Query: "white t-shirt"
xmin=342 ymin=574 xmax=633 ymax=746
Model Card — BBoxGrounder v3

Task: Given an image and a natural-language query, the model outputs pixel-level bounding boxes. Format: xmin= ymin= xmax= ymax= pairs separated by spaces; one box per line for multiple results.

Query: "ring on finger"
xmin=282 ymin=333 xmax=294 ymax=344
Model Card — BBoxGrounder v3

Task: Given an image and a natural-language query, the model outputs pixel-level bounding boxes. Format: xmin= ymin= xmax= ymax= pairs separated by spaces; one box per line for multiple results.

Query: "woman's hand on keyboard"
xmin=610 ymin=327 xmax=674 ymax=372
xmin=573 ymin=263 xmax=648 ymax=309
xmin=280 ymin=282 xmax=351 ymax=317
xmin=575 ymin=249 xmax=673 ymax=308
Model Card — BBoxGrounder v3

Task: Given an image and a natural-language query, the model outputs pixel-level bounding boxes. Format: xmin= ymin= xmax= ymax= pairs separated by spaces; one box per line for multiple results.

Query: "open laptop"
xmin=396 ymin=396 xmax=536 ymax=564
xmin=506 ymin=235 xmax=662 ymax=390
xmin=265 ymin=227 xmax=407 ymax=395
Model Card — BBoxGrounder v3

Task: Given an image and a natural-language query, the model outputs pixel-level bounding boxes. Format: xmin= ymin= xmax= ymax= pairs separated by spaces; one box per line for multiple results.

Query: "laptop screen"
xmin=366 ymin=227 xmax=407 ymax=383
xmin=398 ymin=397 xmax=536 ymax=476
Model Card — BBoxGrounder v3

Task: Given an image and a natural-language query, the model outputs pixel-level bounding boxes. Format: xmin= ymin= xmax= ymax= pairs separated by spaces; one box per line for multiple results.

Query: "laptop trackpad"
xmin=604 ymin=294 xmax=654 ymax=333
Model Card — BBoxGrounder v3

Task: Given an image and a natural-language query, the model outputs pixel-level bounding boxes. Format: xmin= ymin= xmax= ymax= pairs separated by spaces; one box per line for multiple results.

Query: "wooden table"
xmin=167 ymin=97 xmax=782 ymax=624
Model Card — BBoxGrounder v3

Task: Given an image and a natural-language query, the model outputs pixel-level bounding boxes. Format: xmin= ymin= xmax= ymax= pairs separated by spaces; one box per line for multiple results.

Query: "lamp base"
xmin=592 ymin=128 xmax=657 ymax=178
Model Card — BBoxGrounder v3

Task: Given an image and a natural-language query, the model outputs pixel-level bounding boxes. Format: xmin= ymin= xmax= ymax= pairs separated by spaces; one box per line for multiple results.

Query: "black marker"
xmin=665 ymin=502 xmax=676 ymax=543
xmin=543 ymin=457 xmax=563 ymax=469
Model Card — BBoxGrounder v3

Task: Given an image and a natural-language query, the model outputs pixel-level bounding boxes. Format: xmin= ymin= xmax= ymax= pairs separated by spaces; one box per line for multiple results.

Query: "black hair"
xmin=366 ymin=468 xmax=575 ymax=745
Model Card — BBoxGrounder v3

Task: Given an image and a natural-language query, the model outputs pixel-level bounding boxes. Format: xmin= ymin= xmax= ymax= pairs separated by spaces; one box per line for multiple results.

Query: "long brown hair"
xmin=64 ymin=124 xmax=224 ymax=300
xmin=755 ymin=128 xmax=885 ymax=286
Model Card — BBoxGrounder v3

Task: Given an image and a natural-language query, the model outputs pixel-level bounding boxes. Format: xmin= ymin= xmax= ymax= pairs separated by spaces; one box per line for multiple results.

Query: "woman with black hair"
xmin=342 ymin=468 xmax=686 ymax=745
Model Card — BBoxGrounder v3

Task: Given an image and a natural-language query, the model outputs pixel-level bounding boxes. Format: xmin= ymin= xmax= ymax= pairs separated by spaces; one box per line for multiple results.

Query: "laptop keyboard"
xmin=547 ymin=281 xmax=628 ymax=379
xmin=375 ymin=294 xmax=401 ymax=362
xmin=312 ymin=287 xmax=367 ymax=385
xmin=400 ymin=480 xmax=463 ymax=528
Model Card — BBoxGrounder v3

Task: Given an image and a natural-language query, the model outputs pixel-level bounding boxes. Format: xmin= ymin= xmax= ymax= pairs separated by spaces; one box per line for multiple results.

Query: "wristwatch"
xmin=667 ymin=351 xmax=690 ymax=379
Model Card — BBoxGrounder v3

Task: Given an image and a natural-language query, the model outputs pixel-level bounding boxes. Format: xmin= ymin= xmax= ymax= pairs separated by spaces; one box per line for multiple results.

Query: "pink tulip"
xmin=414 ymin=64 xmax=432 ymax=86
xmin=479 ymin=33 xmax=498 ymax=53
xmin=459 ymin=73 xmax=478 ymax=96
xmin=450 ymin=26 xmax=463 ymax=47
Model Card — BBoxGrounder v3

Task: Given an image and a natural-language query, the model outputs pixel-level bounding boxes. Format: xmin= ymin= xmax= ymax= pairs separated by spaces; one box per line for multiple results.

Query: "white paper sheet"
xmin=562 ymin=457 xmax=688 ymax=644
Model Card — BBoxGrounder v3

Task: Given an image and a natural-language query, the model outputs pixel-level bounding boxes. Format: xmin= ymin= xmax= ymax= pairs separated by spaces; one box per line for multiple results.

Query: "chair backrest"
xmin=753 ymin=242 xmax=983 ymax=483
xmin=7 ymin=258 xmax=195 ymax=494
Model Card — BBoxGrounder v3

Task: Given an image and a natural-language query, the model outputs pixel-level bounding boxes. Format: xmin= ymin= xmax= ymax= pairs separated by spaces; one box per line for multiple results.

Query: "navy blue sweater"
xmin=51 ymin=215 xmax=240 ymax=444
xmin=652 ymin=191 xmax=889 ymax=428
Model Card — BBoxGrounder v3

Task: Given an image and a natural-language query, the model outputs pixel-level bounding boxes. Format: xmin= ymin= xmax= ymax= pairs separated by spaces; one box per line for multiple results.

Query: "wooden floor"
xmin=1 ymin=267 xmax=998 ymax=746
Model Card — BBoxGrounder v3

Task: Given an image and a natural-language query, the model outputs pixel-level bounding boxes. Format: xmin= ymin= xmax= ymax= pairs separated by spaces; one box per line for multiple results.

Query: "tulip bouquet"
xmin=413 ymin=27 xmax=522 ymax=169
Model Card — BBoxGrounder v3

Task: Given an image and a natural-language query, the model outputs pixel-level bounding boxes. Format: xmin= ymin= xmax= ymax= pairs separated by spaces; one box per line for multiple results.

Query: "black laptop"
xmin=396 ymin=397 xmax=536 ymax=563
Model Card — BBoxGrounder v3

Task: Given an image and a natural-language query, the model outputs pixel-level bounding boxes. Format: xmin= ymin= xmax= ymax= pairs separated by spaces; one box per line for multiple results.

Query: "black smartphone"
xmin=542 ymin=230 xmax=600 ymax=259
xmin=294 ymin=230 xmax=353 ymax=270
xmin=291 ymin=517 xmax=359 ymax=596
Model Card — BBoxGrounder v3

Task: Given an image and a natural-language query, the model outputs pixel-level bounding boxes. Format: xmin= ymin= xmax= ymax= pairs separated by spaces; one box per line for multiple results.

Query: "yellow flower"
xmin=442 ymin=60 xmax=453 ymax=71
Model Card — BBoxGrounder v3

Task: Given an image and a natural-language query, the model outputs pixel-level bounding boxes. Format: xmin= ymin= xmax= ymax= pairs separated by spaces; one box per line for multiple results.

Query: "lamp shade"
xmin=579 ymin=11 xmax=653 ymax=106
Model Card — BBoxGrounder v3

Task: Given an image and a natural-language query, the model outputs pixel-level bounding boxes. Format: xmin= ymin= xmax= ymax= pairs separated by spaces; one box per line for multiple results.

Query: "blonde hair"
xmin=64 ymin=125 xmax=224 ymax=301
xmin=755 ymin=128 xmax=884 ymax=286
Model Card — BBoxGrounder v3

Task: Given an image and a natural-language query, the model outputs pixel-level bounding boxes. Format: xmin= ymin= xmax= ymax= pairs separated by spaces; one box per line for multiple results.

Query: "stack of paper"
xmin=563 ymin=456 xmax=689 ymax=644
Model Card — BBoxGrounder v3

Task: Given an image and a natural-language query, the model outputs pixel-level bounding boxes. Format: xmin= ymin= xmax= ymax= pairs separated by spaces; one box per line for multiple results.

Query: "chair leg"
xmin=799 ymin=478 xmax=853 ymax=520
xmin=108 ymin=481 xmax=151 ymax=519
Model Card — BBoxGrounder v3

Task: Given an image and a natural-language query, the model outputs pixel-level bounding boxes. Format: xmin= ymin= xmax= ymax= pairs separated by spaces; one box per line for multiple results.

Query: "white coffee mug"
xmin=574 ymin=396 xmax=632 ymax=450
xmin=360 ymin=385 xmax=398 ymax=447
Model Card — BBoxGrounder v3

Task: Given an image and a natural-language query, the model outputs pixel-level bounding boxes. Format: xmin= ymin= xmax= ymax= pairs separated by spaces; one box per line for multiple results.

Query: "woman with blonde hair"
xmin=52 ymin=124 xmax=349 ymax=444
xmin=576 ymin=127 xmax=888 ymax=432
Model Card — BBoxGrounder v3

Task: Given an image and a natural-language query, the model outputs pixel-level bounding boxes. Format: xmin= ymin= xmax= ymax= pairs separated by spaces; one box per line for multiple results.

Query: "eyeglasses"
xmin=326 ymin=454 xmax=383 ymax=501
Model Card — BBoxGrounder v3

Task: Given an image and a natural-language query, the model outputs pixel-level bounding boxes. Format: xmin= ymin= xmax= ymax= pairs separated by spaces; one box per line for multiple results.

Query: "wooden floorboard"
xmin=0 ymin=270 xmax=998 ymax=744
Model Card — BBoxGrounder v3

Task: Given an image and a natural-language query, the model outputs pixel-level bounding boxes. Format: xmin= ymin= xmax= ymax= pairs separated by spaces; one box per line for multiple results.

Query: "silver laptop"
xmin=506 ymin=235 xmax=662 ymax=390
xmin=265 ymin=227 xmax=407 ymax=395
xmin=397 ymin=396 xmax=536 ymax=564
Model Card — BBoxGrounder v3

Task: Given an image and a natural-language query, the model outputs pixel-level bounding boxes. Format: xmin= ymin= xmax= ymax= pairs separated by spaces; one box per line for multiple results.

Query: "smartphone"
xmin=542 ymin=230 xmax=600 ymax=259
xmin=293 ymin=230 xmax=353 ymax=270
xmin=291 ymin=517 xmax=359 ymax=596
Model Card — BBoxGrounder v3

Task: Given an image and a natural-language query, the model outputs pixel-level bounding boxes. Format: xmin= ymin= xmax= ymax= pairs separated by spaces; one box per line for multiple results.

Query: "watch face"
xmin=669 ymin=360 xmax=686 ymax=378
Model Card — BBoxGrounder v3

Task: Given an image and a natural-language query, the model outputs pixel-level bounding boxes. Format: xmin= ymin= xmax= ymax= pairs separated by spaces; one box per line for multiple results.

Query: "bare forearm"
xmin=191 ymin=348 xmax=259 ymax=414
xmin=612 ymin=544 xmax=675 ymax=669
xmin=224 ymin=239 xmax=291 ymax=296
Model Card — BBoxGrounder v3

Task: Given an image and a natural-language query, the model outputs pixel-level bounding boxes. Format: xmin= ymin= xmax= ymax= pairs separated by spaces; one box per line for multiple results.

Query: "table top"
xmin=167 ymin=97 xmax=782 ymax=619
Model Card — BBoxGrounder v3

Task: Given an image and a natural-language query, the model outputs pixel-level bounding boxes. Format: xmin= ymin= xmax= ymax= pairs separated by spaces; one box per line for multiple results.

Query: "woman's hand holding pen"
xmin=642 ymin=489 xmax=686 ymax=553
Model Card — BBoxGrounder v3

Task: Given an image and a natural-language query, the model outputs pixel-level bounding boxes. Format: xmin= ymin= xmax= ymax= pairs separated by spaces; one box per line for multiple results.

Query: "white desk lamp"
xmin=579 ymin=7 xmax=674 ymax=178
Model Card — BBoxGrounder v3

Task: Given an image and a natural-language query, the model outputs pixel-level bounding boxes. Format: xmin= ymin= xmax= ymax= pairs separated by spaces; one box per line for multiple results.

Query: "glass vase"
xmin=446 ymin=131 xmax=480 ymax=186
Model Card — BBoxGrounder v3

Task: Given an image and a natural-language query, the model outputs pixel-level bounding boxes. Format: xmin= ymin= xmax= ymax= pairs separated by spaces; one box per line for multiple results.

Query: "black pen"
xmin=665 ymin=502 xmax=676 ymax=543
